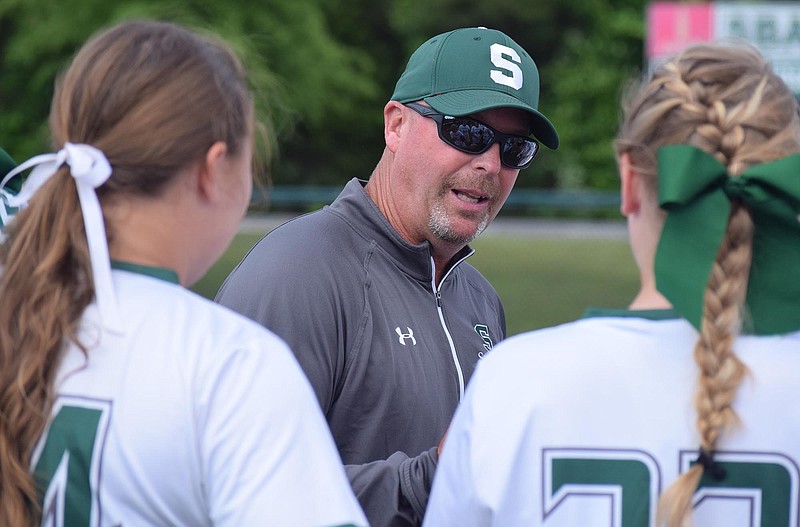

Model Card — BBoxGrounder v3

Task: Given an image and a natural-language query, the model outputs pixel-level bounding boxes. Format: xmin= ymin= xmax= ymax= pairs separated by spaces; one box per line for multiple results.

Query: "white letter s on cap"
xmin=489 ymin=43 xmax=523 ymax=90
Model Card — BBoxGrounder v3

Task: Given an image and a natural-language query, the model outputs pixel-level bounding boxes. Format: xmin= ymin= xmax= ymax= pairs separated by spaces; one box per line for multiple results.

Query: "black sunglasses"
xmin=405 ymin=102 xmax=539 ymax=169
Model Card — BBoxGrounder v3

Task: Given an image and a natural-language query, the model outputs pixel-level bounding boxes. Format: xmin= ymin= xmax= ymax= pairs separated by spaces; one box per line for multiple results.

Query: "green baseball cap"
xmin=390 ymin=27 xmax=559 ymax=149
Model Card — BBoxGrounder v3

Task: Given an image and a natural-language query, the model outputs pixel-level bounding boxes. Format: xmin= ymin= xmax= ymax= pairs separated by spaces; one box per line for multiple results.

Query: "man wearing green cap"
xmin=216 ymin=27 xmax=558 ymax=527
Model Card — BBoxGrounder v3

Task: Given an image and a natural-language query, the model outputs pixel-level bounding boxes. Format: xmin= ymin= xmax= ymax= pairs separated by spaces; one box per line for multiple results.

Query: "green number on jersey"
xmin=32 ymin=397 xmax=111 ymax=527
xmin=684 ymin=451 xmax=799 ymax=526
xmin=544 ymin=448 xmax=799 ymax=526
xmin=544 ymin=449 xmax=658 ymax=526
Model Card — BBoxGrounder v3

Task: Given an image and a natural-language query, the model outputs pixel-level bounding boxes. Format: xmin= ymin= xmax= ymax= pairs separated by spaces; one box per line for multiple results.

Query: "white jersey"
xmin=424 ymin=310 xmax=800 ymax=527
xmin=32 ymin=265 xmax=367 ymax=527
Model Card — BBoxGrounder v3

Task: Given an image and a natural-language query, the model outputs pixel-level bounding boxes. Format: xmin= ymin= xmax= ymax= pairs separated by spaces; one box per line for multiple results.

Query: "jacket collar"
xmin=327 ymin=178 xmax=473 ymax=283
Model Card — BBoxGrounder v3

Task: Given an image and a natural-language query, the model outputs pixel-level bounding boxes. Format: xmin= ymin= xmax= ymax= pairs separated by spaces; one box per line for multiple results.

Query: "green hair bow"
xmin=655 ymin=144 xmax=800 ymax=335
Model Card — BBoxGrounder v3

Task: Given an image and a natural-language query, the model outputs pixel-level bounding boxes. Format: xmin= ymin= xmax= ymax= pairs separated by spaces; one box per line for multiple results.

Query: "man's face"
xmin=394 ymin=105 xmax=528 ymax=248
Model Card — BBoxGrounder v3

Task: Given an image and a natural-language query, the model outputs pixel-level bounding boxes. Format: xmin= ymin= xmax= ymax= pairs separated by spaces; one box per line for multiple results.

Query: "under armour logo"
xmin=395 ymin=327 xmax=417 ymax=346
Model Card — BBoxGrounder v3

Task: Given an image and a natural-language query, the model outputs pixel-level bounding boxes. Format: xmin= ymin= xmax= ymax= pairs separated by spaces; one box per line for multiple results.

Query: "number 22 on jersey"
xmin=544 ymin=448 xmax=799 ymax=526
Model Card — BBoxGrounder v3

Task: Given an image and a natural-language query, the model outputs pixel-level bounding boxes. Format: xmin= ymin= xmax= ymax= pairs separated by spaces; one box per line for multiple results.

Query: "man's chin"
xmin=429 ymin=204 xmax=492 ymax=246
xmin=433 ymin=221 xmax=487 ymax=246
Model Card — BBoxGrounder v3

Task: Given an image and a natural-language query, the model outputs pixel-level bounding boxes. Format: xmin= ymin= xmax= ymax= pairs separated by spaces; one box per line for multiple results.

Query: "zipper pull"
xmin=436 ymin=289 xmax=442 ymax=307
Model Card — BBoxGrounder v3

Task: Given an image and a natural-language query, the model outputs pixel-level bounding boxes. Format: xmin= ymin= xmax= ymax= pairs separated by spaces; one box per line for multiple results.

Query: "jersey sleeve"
xmin=422 ymin=377 xmax=492 ymax=527
xmin=425 ymin=344 xmax=546 ymax=527
xmin=196 ymin=333 xmax=367 ymax=527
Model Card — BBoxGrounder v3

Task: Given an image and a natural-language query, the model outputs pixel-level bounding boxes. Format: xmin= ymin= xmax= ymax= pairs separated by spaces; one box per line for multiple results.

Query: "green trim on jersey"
xmin=111 ymin=261 xmax=179 ymax=284
xmin=582 ymin=307 xmax=680 ymax=321
xmin=0 ymin=147 xmax=20 ymax=193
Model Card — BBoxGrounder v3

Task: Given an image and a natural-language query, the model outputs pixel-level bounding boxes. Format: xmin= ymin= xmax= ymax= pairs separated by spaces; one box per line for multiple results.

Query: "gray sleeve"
xmin=346 ymin=447 xmax=438 ymax=527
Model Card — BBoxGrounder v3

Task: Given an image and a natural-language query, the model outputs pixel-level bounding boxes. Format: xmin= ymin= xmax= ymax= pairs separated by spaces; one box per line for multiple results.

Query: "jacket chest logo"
xmin=395 ymin=326 xmax=417 ymax=346
xmin=474 ymin=324 xmax=493 ymax=358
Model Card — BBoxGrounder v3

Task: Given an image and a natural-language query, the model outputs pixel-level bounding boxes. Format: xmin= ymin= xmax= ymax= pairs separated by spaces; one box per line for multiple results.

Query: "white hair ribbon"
xmin=0 ymin=142 xmax=123 ymax=334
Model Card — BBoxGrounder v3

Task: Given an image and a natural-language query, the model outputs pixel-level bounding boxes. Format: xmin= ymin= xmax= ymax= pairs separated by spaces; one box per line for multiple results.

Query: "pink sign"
xmin=647 ymin=2 xmax=714 ymax=59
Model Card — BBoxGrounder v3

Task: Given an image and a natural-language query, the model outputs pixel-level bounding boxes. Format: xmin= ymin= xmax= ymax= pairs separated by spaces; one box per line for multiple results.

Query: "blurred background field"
xmin=191 ymin=217 xmax=640 ymax=337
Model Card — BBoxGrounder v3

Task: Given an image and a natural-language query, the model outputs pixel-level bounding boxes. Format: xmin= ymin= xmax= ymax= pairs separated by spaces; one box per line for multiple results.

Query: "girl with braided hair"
xmin=0 ymin=20 xmax=366 ymax=527
xmin=423 ymin=40 xmax=800 ymax=527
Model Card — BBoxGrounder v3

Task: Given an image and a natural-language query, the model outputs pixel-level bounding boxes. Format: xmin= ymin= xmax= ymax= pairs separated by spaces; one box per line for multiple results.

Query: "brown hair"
xmin=0 ymin=20 xmax=253 ymax=525
xmin=615 ymin=41 xmax=800 ymax=526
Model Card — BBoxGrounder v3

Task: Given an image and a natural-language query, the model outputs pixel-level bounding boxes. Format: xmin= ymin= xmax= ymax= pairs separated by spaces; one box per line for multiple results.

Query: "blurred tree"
xmin=0 ymin=0 xmax=380 ymax=184
xmin=0 ymin=0 xmax=649 ymax=195
xmin=279 ymin=0 xmax=396 ymax=185
xmin=547 ymin=0 xmax=647 ymax=190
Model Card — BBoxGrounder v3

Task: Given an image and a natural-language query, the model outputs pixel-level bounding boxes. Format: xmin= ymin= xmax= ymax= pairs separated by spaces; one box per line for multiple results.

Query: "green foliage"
xmin=547 ymin=0 xmax=647 ymax=190
xmin=0 ymin=0 xmax=381 ymax=181
xmin=0 ymin=0 xmax=650 ymax=193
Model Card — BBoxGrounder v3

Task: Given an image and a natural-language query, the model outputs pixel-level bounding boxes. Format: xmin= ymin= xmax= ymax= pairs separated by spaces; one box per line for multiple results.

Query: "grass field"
xmin=191 ymin=227 xmax=640 ymax=337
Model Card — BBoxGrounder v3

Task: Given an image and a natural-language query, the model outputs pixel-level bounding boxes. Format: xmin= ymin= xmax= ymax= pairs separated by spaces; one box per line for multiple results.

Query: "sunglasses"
xmin=405 ymin=102 xmax=539 ymax=169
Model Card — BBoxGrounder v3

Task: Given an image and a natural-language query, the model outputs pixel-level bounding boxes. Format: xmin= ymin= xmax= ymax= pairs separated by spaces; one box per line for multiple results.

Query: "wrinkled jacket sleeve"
xmin=346 ymin=447 xmax=438 ymax=527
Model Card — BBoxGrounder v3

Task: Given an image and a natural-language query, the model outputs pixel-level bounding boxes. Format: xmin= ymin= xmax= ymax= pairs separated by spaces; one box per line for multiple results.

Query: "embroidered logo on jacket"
xmin=474 ymin=324 xmax=493 ymax=358
xmin=395 ymin=326 xmax=417 ymax=346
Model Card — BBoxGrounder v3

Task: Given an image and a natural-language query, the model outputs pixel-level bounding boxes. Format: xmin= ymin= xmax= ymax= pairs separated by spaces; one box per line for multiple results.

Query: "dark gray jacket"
xmin=215 ymin=178 xmax=506 ymax=526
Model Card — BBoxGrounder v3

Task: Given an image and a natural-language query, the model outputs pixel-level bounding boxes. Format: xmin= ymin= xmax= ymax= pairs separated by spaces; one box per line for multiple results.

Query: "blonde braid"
xmin=612 ymin=41 xmax=800 ymax=527
xmin=652 ymin=46 xmax=784 ymax=526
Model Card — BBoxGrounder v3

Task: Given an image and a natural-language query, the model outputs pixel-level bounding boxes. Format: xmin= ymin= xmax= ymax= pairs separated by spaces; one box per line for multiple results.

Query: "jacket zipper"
xmin=430 ymin=254 xmax=473 ymax=401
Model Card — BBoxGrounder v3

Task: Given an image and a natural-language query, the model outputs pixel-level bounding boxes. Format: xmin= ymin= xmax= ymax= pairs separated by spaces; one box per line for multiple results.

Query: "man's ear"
xmin=198 ymin=141 xmax=228 ymax=201
xmin=619 ymin=152 xmax=641 ymax=217
xmin=384 ymin=101 xmax=406 ymax=153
